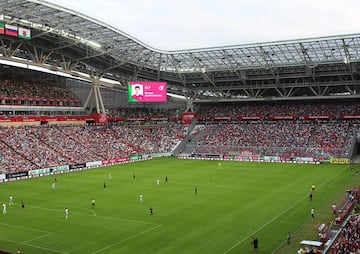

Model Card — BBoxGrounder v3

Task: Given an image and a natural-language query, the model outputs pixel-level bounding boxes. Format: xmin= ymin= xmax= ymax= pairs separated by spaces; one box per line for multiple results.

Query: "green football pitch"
xmin=0 ymin=158 xmax=357 ymax=254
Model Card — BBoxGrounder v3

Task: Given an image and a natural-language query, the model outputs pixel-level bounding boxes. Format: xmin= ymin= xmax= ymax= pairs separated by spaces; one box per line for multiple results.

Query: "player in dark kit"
xmin=149 ymin=206 xmax=153 ymax=216
xmin=252 ymin=237 xmax=258 ymax=250
xmin=287 ymin=232 xmax=291 ymax=244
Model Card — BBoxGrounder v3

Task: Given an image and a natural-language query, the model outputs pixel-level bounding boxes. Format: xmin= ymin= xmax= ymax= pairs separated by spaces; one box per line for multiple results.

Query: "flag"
xmin=5 ymin=24 xmax=17 ymax=37
xmin=18 ymin=27 xmax=31 ymax=40
xmin=0 ymin=23 xmax=4 ymax=34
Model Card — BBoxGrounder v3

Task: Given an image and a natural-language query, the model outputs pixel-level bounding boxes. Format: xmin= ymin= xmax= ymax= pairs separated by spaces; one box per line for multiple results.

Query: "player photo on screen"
xmin=130 ymin=84 xmax=143 ymax=102
xmin=128 ymin=82 xmax=167 ymax=102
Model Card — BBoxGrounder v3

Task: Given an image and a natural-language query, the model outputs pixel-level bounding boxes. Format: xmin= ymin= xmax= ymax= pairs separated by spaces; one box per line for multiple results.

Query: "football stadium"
xmin=0 ymin=1 xmax=360 ymax=254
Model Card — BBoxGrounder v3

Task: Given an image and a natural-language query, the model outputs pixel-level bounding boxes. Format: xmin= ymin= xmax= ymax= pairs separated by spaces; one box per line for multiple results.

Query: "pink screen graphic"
xmin=128 ymin=82 xmax=167 ymax=102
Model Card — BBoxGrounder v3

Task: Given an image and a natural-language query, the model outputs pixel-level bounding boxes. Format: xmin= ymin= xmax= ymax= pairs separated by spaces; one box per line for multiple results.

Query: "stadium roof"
xmin=1 ymin=0 xmax=360 ymax=102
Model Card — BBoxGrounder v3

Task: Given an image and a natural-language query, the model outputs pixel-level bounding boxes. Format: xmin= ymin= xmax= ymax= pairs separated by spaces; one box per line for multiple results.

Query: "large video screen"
xmin=128 ymin=81 xmax=167 ymax=102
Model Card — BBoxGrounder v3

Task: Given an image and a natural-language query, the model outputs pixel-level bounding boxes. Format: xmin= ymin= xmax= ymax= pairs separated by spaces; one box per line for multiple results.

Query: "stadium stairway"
xmin=178 ymin=126 xmax=209 ymax=155
xmin=352 ymin=155 xmax=360 ymax=163
xmin=173 ymin=119 xmax=198 ymax=155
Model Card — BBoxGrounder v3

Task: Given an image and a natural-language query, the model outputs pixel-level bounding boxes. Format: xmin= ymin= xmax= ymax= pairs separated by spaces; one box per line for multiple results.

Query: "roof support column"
xmin=83 ymin=79 xmax=106 ymax=113
xmin=185 ymin=99 xmax=194 ymax=112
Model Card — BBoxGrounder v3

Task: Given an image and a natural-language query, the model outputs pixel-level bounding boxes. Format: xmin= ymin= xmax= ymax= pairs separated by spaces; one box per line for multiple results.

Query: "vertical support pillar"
xmin=185 ymin=99 xmax=194 ymax=112
xmin=83 ymin=79 xmax=106 ymax=113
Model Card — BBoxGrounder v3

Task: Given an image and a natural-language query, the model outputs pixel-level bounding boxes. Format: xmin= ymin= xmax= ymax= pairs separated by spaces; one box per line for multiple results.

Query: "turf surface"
xmin=0 ymin=158 xmax=356 ymax=254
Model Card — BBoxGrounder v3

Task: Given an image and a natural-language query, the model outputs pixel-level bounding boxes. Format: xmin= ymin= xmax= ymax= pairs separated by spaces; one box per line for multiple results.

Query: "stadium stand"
xmin=196 ymin=101 xmax=340 ymax=118
xmin=0 ymin=79 xmax=81 ymax=108
xmin=328 ymin=213 xmax=360 ymax=254
xmin=2 ymin=2 xmax=360 ymax=253
xmin=314 ymin=187 xmax=360 ymax=254
xmin=0 ymin=141 xmax=34 ymax=173
xmin=332 ymin=188 xmax=360 ymax=226
xmin=1 ymin=90 xmax=359 ymax=173
xmin=0 ymin=123 xmax=186 ymax=173
xmin=191 ymin=120 xmax=354 ymax=159
xmin=108 ymin=108 xmax=179 ymax=119
xmin=0 ymin=118 xmax=356 ymax=173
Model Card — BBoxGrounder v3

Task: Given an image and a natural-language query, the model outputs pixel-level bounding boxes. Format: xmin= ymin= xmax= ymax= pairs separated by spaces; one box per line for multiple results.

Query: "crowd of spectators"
xmin=1 ymin=127 xmax=70 ymax=169
xmin=329 ymin=214 xmax=360 ymax=254
xmin=1 ymin=78 xmax=359 ymax=254
xmin=0 ymin=123 xmax=186 ymax=173
xmin=0 ymin=141 xmax=34 ymax=172
xmin=332 ymin=189 xmax=359 ymax=227
xmin=1 ymin=78 xmax=360 ymax=119
xmin=192 ymin=120 xmax=354 ymax=158
xmin=0 ymin=80 xmax=78 ymax=100
xmin=306 ymin=122 xmax=351 ymax=157
xmin=0 ymin=84 xmax=359 ymax=172
xmin=112 ymin=123 xmax=185 ymax=154
xmin=196 ymin=100 xmax=360 ymax=118
xmin=108 ymin=108 xmax=179 ymax=119
xmin=338 ymin=101 xmax=360 ymax=116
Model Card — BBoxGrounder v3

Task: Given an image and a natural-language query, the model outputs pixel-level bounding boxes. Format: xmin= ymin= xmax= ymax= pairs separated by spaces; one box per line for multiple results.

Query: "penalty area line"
xmin=23 ymin=232 xmax=54 ymax=243
xmin=0 ymin=237 xmax=69 ymax=254
xmin=91 ymin=224 xmax=162 ymax=254
xmin=0 ymin=222 xmax=51 ymax=233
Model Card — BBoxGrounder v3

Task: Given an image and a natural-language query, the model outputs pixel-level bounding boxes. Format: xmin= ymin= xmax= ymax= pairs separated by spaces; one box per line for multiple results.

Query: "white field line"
xmin=224 ymin=166 xmax=348 ymax=254
xmin=281 ymin=167 xmax=348 ymax=223
xmin=280 ymin=200 xmax=307 ymax=224
xmin=0 ymin=237 xmax=70 ymax=254
xmin=0 ymin=222 xmax=57 ymax=251
xmin=223 ymin=197 xmax=305 ymax=254
xmin=0 ymin=222 xmax=50 ymax=233
xmin=28 ymin=205 xmax=159 ymax=226
xmin=91 ymin=224 xmax=162 ymax=254
xmin=2 ymin=206 xmax=161 ymax=254
xmin=23 ymin=232 xmax=54 ymax=243
xmin=272 ymin=176 xmax=353 ymax=253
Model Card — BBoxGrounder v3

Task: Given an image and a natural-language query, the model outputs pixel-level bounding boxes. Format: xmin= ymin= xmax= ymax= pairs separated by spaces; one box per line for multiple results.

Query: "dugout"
xmin=297 ymin=240 xmax=323 ymax=254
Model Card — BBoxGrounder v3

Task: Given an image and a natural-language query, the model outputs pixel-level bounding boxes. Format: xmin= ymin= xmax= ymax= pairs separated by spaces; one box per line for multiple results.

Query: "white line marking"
xmin=23 ymin=232 xmax=54 ymax=243
xmin=74 ymin=206 xmax=97 ymax=215
xmin=91 ymin=224 xmax=162 ymax=254
xmin=0 ymin=237 xmax=70 ymax=254
xmin=0 ymin=222 xmax=50 ymax=233
xmin=1 ymin=206 xmax=161 ymax=254
xmin=272 ymin=178 xmax=352 ymax=253
xmin=224 ymin=166 xmax=348 ymax=254
xmin=28 ymin=205 xmax=158 ymax=226
xmin=223 ymin=198 xmax=304 ymax=254
xmin=280 ymin=200 xmax=307 ymax=224
xmin=281 ymin=166 xmax=347 ymax=224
